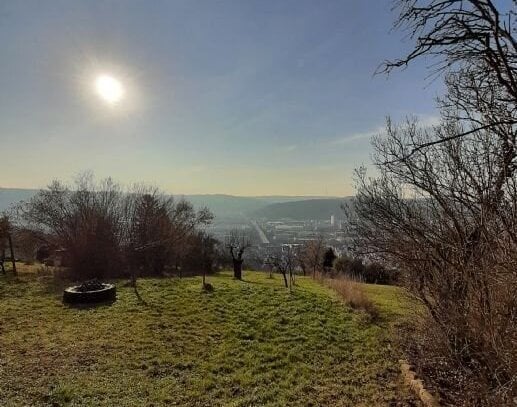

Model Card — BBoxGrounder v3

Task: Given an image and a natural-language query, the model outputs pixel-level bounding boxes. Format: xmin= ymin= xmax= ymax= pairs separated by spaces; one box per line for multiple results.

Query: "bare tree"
xmin=350 ymin=118 xmax=517 ymax=404
xmin=225 ymin=230 xmax=251 ymax=280
xmin=298 ymin=235 xmax=325 ymax=279
xmin=380 ymin=0 xmax=516 ymax=157
xmin=121 ymin=185 xmax=212 ymax=297
xmin=265 ymin=245 xmax=298 ymax=290
xmin=345 ymin=2 xmax=517 ymax=402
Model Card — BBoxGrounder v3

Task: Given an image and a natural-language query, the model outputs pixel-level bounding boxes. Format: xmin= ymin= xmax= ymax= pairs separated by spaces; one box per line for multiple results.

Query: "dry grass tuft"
xmin=317 ymin=273 xmax=379 ymax=320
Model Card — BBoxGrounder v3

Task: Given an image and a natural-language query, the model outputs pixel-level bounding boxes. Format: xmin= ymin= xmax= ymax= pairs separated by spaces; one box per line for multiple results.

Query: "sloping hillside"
xmin=179 ymin=194 xmax=267 ymax=218
xmin=0 ymin=266 xmax=417 ymax=406
xmin=251 ymin=198 xmax=352 ymax=220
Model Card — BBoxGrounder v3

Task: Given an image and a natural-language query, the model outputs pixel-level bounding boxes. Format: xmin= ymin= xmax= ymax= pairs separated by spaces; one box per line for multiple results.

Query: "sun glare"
xmin=95 ymin=74 xmax=124 ymax=104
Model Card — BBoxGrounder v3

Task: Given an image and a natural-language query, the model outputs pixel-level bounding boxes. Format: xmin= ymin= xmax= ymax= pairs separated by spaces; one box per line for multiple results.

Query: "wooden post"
xmin=7 ymin=234 xmax=16 ymax=275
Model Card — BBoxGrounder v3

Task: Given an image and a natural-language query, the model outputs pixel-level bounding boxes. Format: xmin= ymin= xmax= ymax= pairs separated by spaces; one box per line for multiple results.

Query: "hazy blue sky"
xmin=0 ymin=0 xmax=441 ymax=195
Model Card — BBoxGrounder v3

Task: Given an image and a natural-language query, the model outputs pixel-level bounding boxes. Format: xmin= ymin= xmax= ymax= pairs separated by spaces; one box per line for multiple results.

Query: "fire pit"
xmin=63 ymin=279 xmax=116 ymax=305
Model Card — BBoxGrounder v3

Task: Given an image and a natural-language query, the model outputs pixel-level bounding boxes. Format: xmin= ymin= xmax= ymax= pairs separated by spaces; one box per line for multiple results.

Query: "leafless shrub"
xmin=20 ymin=174 xmax=125 ymax=280
xmin=334 ymin=255 xmax=398 ymax=285
xmin=122 ymin=185 xmax=212 ymax=282
xmin=19 ymin=173 xmax=213 ymax=284
xmin=297 ymin=235 xmax=325 ymax=278
xmin=350 ymin=119 xmax=517 ymax=404
xmin=363 ymin=1 xmax=517 ymax=403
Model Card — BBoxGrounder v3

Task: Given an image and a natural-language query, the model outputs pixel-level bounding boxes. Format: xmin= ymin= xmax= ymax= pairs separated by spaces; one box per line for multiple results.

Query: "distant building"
xmin=330 ymin=215 xmax=335 ymax=227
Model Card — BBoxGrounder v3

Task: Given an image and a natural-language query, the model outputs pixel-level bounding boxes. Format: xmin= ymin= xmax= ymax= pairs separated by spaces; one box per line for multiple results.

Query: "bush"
xmin=20 ymin=174 xmax=213 ymax=281
xmin=334 ymin=255 xmax=397 ymax=285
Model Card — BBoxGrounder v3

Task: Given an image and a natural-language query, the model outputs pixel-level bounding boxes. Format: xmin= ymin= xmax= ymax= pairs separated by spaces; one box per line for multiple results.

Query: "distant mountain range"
xmin=251 ymin=198 xmax=351 ymax=221
xmin=0 ymin=188 xmax=37 ymax=213
xmin=0 ymin=188 xmax=347 ymax=220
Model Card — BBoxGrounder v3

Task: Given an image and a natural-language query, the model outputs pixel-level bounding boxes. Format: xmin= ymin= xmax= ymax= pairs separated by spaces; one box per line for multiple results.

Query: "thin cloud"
xmin=330 ymin=114 xmax=441 ymax=146
xmin=330 ymin=126 xmax=384 ymax=146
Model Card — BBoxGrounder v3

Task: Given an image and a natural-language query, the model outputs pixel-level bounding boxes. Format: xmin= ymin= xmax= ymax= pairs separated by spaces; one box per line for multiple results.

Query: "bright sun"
xmin=95 ymin=74 xmax=124 ymax=104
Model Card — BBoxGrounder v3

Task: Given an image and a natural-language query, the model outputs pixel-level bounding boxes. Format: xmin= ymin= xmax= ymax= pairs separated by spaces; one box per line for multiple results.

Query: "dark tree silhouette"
xmin=322 ymin=247 xmax=336 ymax=272
xmin=380 ymin=0 xmax=516 ymax=159
xmin=225 ymin=230 xmax=251 ymax=280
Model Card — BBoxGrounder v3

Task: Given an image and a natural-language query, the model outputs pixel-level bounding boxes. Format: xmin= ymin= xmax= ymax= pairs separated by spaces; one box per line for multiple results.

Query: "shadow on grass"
xmin=63 ymin=299 xmax=117 ymax=310
xmin=240 ymin=278 xmax=273 ymax=286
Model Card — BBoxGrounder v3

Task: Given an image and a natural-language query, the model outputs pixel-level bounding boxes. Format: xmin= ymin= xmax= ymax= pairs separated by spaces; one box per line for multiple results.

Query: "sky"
xmin=0 ymin=0 xmax=442 ymax=196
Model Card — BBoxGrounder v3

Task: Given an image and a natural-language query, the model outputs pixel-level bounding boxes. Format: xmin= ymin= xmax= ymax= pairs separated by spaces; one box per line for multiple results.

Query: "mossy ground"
xmin=0 ymin=265 xmax=418 ymax=406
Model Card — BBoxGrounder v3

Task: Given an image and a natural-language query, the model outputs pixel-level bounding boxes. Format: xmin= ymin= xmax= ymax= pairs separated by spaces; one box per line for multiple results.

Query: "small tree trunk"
xmin=233 ymin=259 xmax=243 ymax=280
xmin=8 ymin=234 xmax=16 ymax=275
xmin=281 ymin=271 xmax=288 ymax=288
xmin=1 ymin=248 xmax=5 ymax=274
xmin=130 ymin=266 xmax=137 ymax=288
xmin=202 ymin=271 xmax=206 ymax=286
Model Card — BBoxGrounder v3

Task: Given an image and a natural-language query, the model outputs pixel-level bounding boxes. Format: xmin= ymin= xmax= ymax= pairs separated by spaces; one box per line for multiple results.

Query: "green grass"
xmin=361 ymin=283 xmax=419 ymax=319
xmin=0 ymin=266 xmax=418 ymax=406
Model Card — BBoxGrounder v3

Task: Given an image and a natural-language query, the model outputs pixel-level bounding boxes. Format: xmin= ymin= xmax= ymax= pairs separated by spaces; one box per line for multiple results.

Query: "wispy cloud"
xmin=330 ymin=126 xmax=384 ymax=146
xmin=330 ymin=114 xmax=441 ymax=146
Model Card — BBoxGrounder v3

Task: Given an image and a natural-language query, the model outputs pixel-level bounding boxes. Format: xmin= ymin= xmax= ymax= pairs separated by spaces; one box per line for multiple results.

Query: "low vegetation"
xmin=0 ymin=264 xmax=418 ymax=406
xmin=317 ymin=273 xmax=379 ymax=320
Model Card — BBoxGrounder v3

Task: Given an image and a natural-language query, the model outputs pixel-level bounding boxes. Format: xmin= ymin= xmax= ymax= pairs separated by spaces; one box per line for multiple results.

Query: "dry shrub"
xmin=398 ymin=310 xmax=515 ymax=407
xmin=349 ymin=117 xmax=517 ymax=404
xmin=365 ymin=1 xmax=517 ymax=404
xmin=19 ymin=174 xmax=212 ymax=281
xmin=36 ymin=264 xmax=52 ymax=276
xmin=317 ymin=273 xmax=378 ymax=320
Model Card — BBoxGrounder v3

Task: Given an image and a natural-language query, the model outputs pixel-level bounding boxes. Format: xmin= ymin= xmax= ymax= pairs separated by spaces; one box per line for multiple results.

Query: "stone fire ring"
xmin=63 ymin=283 xmax=116 ymax=305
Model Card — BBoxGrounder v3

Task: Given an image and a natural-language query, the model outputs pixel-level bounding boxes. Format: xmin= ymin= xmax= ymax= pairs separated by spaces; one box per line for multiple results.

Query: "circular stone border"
xmin=63 ymin=283 xmax=116 ymax=305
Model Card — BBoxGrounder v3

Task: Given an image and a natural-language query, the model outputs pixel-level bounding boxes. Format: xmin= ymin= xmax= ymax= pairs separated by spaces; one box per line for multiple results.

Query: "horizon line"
xmin=0 ymin=186 xmax=350 ymax=199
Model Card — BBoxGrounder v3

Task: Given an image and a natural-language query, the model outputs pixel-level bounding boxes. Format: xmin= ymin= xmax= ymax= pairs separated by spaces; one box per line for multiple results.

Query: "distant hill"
xmin=0 ymin=188 xmax=37 ymax=213
xmin=183 ymin=195 xmax=341 ymax=218
xmin=0 ymin=188 xmax=344 ymax=219
xmin=178 ymin=195 xmax=267 ymax=218
xmin=251 ymin=198 xmax=352 ymax=221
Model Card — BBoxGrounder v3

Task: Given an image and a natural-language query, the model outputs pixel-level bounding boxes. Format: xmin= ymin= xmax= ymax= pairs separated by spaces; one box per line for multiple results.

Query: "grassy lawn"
xmin=0 ymin=266 xmax=418 ymax=406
